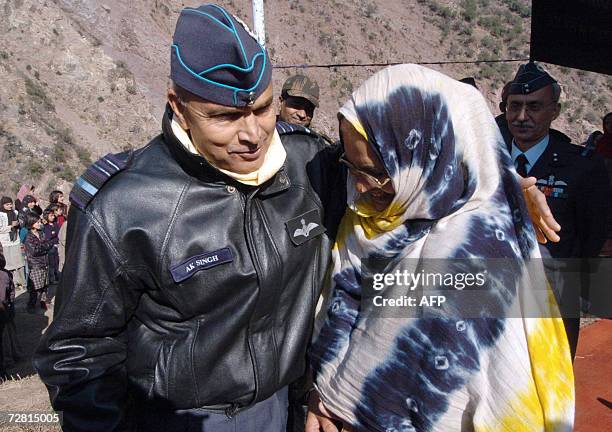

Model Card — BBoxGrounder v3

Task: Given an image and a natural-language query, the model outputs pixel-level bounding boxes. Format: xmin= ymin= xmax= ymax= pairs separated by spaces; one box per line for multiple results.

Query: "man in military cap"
xmin=278 ymin=74 xmax=319 ymax=128
xmin=505 ymin=61 xmax=611 ymax=358
xmin=34 ymin=4 xmax=344 ymax=431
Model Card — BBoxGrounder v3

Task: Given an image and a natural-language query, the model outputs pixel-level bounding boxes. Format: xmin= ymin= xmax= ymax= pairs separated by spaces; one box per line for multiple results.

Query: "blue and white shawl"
xmin=310 ymin=65 xmax=574 ymax=432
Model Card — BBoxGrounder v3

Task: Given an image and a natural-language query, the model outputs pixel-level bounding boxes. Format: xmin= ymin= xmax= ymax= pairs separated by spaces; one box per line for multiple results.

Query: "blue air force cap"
xmin=170 ymin=4 xmax=271 ymax=107
xmin=508 ymin=61 xmax=557 ymax=95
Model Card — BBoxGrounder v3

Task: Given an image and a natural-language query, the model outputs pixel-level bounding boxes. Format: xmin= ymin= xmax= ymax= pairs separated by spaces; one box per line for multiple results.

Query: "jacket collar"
xmin=527 ymin=132 xmax=571 ymax=180
xmin=161 ymin=104 xmax=290 ymax=194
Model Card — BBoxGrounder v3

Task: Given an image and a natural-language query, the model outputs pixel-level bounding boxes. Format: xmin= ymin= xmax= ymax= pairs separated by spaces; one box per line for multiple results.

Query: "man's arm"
xmin=519 ymin=176 xmax=561 ymax=244
xmin=25 ymin=235 xmax=56 ymax=257
xmin=34 ymin=208 xmax=142 ymax=432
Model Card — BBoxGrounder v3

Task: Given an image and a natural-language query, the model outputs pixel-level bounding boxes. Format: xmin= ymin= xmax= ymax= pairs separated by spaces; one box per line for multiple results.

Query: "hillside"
xmin=1 ymin=0 xmax=609 ymax=199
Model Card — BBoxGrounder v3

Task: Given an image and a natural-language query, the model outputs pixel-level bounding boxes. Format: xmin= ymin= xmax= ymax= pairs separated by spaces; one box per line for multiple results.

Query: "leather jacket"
xmin=34 ymin=108 xmax=346 ymax=431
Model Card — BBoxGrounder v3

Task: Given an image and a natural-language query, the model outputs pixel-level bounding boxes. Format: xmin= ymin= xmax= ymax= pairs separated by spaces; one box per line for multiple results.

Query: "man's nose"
xmin=238 ymin=113 xmax=260 ymax=143
xmin=515 ymin=104 xmax=529 ymax=121
xmin=355 ymin=177 xmax=375 ymax=194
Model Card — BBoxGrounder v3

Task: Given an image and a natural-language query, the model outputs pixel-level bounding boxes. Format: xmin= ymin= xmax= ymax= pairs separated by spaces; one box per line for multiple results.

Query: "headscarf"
xmin=16 ymin=184 xmax=32 ymax=202
xmin=310 ymin=65 xmax=574 ymax=432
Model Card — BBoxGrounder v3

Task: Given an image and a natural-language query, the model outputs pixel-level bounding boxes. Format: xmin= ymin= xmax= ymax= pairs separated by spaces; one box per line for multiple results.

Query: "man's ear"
xmin=167 ymin=88 xmax=190 ymax=130
xmin=552 ymin=102 xmax=561 ymax=121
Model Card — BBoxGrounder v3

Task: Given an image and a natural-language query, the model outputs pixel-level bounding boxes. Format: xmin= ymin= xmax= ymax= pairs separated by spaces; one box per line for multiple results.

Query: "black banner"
xmin=531 ymin=0 xmax=612 ymax=75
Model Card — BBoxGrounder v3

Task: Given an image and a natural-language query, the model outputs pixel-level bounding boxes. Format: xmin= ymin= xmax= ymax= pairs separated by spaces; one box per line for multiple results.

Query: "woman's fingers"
xmin=305 ymin=411 xmax=321 ymax=432
xmin=305 ymin=411 xmax=340 ymax=432
xmin=306 ymin=390 xmax=341 ymax=432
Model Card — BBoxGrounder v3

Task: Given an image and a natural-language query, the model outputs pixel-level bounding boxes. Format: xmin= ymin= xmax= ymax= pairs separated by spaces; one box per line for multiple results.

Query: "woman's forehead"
xmin=340 ymin=119 xmax=384 ymax=171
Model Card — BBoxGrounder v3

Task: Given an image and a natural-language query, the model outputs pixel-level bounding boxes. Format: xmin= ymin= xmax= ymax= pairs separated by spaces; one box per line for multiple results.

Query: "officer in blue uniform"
xmin=504 ymin=62 xmax=611 ymax=358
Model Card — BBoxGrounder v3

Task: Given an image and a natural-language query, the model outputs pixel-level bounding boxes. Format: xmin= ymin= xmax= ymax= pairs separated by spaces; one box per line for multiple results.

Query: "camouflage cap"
xmin=282 ymin=75 xmax=319 ymax=107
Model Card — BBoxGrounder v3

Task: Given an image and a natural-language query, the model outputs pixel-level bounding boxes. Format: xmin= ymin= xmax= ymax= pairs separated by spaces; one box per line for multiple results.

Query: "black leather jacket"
xmin=34 ymin=110 xmax=345 ymax=431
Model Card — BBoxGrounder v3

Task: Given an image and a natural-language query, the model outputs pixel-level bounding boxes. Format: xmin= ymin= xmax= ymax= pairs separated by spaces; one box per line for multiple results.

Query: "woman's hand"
xmin=519 ymin=176 xmax=561 ymax=244
xmin=305 ymin=390 xmax=340 ymax=432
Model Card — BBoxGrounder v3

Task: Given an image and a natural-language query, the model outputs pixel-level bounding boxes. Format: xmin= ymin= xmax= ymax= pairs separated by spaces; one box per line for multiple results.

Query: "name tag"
xmin=169 ymin=247 xmax=234 ymax=283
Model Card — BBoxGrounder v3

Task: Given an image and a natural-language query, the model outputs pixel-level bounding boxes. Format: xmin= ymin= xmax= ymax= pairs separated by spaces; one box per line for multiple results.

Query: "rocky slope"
xmin=0 ymin=0 xmax=609 ymax=200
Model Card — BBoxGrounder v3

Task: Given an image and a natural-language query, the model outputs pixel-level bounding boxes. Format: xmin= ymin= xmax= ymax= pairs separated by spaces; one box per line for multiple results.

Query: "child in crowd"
xmin=54 ymin=203 xmax=67 ymax=227
xmin=42 ymin=208 xmax=60 ymax=284
xmin=48 ymin=190 xmax=64 ymax=208
xmin=23 ymin=213 xmax=56 ymax=313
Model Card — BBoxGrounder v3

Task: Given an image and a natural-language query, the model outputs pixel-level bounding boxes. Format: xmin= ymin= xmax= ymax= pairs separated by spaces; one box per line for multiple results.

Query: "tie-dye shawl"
xmin=310 ymin=65 xmax=574 ymax=432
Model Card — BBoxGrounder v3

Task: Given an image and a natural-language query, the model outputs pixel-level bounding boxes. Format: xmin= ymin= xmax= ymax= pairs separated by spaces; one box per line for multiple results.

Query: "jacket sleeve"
xmin=577 ymin=156 xmax=611 ymax=257
xmin=311 ymin=142 xmax=347 ymax=240
xmin=34 ymin=206 xmax=143 ymax=432
xmin=24 ymin=235 xmax=55 ymax=257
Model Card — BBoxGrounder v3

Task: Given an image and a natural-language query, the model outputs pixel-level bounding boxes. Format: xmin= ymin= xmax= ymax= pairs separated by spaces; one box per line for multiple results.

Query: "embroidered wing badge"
xmin=293 ymin=218 xmax=320 ymax=238
xmin=286 ymin=209 xmax=326 ymax=246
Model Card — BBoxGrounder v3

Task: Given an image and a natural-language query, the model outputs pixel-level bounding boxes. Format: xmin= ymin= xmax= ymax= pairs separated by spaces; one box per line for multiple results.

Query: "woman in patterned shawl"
xmin=306 ymin=65 xmax=574 ymax=432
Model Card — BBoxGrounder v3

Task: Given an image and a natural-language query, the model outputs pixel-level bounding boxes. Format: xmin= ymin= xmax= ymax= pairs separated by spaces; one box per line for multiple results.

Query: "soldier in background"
xmin=277 ymin=74 xmax=319 ymax=128
xmin=505 ymin=61 xmax=611 ymax=358
xmin=276 ymin=75 xmax=334 ymax=145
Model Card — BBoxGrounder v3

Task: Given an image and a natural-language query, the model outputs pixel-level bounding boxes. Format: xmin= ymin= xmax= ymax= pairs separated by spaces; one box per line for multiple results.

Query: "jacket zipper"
xmin=243 ymin=189 xmax=262 ymax=406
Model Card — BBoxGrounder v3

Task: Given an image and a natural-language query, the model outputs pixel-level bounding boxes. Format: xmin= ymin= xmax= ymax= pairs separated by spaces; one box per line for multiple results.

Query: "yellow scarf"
xmin=341 ymin=116 xmax=404 ymax=239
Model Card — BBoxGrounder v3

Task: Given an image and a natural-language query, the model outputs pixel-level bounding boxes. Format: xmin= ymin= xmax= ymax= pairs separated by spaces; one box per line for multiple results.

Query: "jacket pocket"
xmin=151 ymin=338 xmax=177 ymax=401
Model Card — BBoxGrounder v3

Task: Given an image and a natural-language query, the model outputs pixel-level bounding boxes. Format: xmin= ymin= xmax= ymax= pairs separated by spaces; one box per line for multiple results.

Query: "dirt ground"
xmin=574 ymin=319 xmax=612 ymax=431
xmin=0 ymin=285 xmax=60 ymax=432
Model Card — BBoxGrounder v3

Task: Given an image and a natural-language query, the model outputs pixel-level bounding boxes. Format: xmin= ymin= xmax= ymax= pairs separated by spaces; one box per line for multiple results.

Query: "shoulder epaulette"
xmin=70 ymin=152 xmax=131 ymax=211
xmin=275 ymin=120 xmax=316 ymax=136
xmin=276 ymin=121 xmax=335 ymax=145
xmin=579 ymin=133 xmax=601 ymax=158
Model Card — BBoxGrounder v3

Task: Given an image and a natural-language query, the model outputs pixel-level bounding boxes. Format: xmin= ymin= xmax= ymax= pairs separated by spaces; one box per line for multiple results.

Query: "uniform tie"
xmin=515 ymin=153 xmax=529 ymax=177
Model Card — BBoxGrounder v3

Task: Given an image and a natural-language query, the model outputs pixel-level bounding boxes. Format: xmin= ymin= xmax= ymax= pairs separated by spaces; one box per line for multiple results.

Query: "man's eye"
xmin=218 ymin=112 xmax=243 ymax=121
xmin=254 ymin=104 xmax=272 ymax=115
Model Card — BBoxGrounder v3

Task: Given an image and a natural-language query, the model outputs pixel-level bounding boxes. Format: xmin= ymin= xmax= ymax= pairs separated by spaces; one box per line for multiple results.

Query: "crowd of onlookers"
xmin=0 ymin=186 xmax=68 ymax=378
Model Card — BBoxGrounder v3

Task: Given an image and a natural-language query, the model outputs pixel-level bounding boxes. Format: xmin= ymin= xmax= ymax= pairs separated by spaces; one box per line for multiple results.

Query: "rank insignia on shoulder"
xmin=276 ymin=121 xmax=335 ymax=145
xmin=276 ymin=120 xmax=313 ymax=136
xmin=69 ymin=152 xmax=131 ymax=211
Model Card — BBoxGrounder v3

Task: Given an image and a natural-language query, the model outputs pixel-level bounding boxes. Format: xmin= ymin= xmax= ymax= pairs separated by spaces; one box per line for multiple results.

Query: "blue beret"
xmin=508 ymin=61 xmax=557 ymax=95
xmin=170 ymin=4 xmax=271 ymax=107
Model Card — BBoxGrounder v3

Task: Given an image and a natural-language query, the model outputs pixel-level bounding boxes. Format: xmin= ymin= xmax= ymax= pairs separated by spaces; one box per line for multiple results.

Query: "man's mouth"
xmin=291 ymin=116 xmax=308 ymax=125
xmin=512 ymin=122 xmax=534 ymax=130
xmin=232 ymin=146 xmax=262 ymax=161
